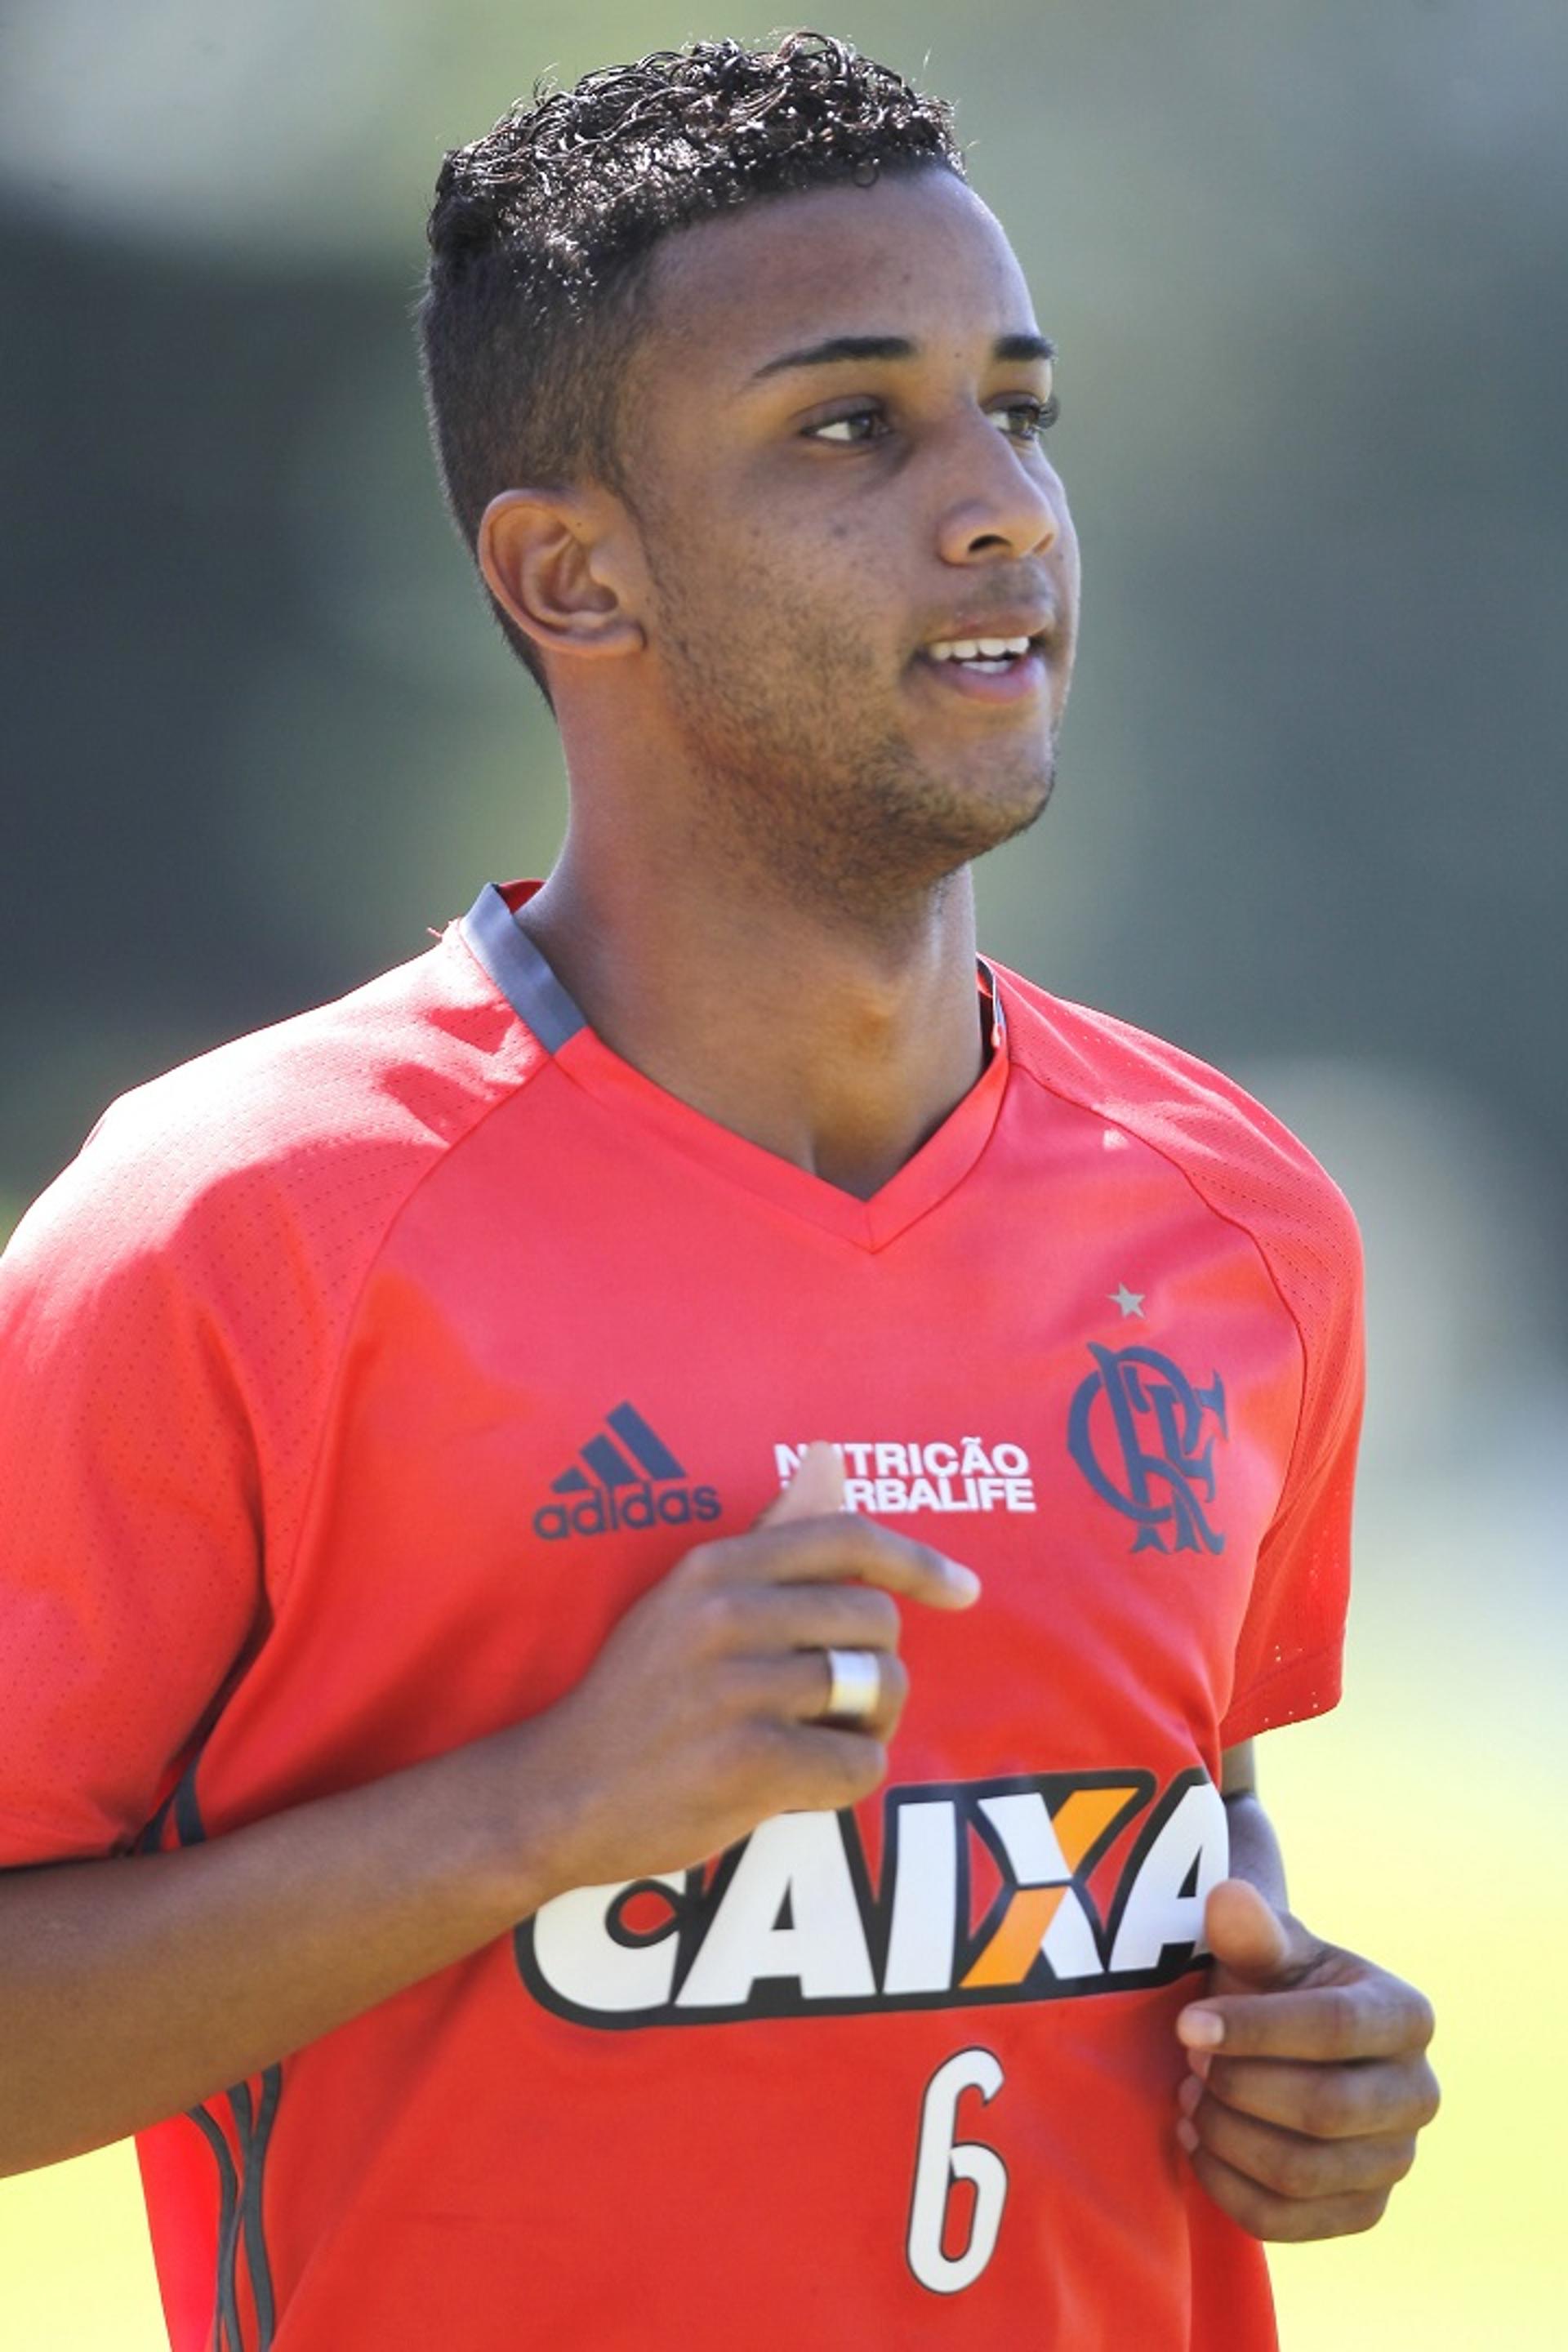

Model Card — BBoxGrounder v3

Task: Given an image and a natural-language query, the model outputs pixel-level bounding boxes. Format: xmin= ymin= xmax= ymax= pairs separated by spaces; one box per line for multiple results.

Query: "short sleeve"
xmin=0 ymin=934 xmax=538 ymax=1865
xmin=0 ymin=1143 xmax=265 ymax=1864
xmin=1219 ymin=1202 xmax=1365 ymax=1748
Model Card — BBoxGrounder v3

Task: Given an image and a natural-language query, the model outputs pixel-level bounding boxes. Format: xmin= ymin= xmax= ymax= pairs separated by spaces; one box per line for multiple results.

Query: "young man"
xmin=0 ymin=33 xmax=1437 ymax=2351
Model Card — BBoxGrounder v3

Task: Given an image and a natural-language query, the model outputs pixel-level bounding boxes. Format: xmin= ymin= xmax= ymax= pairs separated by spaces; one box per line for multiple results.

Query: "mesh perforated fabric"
xmin=1 ymin=922 xmax=1363 ymax=1873
xmin=0 ymin=909 xmax=1363 ymax=2350
xmin=0 ymin=931 xmax=545 ymax=1860
xmin=996 ymin=969 xmax=1365 ymax=1748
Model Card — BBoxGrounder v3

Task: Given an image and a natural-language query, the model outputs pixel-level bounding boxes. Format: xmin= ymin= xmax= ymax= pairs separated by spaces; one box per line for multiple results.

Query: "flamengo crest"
xmin=1068 ymin=1343 xmax=1228 ymax=1555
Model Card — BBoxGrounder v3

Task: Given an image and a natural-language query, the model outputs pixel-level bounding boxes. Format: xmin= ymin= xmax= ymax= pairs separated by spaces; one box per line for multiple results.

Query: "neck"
xmin=517 ymin=823 xmax=988 ymax=1200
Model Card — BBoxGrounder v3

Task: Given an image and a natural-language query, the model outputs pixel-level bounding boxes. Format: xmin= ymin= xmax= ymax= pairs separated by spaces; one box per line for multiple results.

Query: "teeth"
xmin=927 ymin=635 xmax=1034 ymax=662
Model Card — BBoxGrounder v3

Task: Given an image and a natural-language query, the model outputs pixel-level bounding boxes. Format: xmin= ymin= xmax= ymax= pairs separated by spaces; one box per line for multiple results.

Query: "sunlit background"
xmin=2 ymin=2 xmax=1564 ymax=2344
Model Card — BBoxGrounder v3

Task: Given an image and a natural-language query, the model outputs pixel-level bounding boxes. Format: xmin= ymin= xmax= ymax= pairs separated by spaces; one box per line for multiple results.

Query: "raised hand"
xmin=513 ymin=1442 xmax=981 ymax=1896
xmin=1173 ymin=1878 xmax=1439 ymax=2240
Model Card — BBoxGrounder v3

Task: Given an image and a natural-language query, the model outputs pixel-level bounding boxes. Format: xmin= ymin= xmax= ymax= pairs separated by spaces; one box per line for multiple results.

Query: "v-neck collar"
xmin=459 ymin=881 xmax=1009 ymax=1252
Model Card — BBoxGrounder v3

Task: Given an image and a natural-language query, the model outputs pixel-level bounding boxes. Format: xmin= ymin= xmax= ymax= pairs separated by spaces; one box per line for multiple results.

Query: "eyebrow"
xmin=748 ymin=331 xmax=1057 ymax=383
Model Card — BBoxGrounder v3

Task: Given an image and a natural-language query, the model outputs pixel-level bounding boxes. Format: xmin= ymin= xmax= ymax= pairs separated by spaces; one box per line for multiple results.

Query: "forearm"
xmin=0 ymin=1723 xmax=558 ymax=2178
xmin=1219 ymin=1741 xmax=1290 ymax=1915
xmin=1222 ymin=1793 xmax=1290 ymax=1913
xmin=0 ymin=1468 xmax=971 ymax=2179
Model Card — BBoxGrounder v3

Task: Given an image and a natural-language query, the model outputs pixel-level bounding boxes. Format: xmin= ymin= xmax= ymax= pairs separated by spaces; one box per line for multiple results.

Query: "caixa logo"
xmin=514 ymin=1766 xmax=1227 ymax=2028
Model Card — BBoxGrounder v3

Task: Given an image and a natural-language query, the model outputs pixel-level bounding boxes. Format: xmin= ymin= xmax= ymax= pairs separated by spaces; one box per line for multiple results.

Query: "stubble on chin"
xmin=662 ymin=626 xmax=1057 ymax=924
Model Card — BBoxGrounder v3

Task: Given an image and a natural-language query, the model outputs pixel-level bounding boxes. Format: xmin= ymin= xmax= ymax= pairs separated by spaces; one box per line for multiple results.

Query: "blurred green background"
xmin=1 ymin=2 xmax=1563 ymax=2344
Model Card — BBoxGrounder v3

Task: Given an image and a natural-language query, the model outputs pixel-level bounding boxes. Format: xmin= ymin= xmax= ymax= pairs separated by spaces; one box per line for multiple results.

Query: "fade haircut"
xmin=418 ymin=30 xmax=964 ymax=707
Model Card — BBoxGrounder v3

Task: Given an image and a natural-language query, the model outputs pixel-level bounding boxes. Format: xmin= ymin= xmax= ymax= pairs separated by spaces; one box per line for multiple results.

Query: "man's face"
xmin=617 ymin=164 xmax=1080 ymax=906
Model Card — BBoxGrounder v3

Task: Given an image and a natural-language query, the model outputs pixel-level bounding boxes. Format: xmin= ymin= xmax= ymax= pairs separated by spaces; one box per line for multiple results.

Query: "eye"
xmin=802 ymin=407 xmax=889 ymax=446
xmin=991 ymin=393 xmax=1061 ymax=443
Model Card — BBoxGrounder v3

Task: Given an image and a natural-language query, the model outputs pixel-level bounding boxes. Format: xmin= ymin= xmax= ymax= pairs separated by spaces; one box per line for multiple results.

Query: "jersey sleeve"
xmin=0 ymin=1131 xmax=265 ymax=1864
xmin=1218 ymin=1178 xmax=1365 ymax=1748
xmin=0 ymin=936 xmax=539 ymax=1867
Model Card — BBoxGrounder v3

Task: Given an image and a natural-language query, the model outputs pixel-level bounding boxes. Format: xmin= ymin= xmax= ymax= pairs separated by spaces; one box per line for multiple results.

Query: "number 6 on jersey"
xmin=906 ymin=2049 xmax=1009 ymax=2294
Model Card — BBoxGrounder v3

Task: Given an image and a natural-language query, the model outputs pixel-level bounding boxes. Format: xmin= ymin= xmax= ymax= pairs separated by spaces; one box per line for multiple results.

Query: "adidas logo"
xmin=533 ymin=1403 xmax=722 ymax=1543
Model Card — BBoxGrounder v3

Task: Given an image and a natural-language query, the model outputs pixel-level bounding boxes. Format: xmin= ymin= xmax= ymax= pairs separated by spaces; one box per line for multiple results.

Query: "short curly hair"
xmin=418 ymin=30 xmax=965 ymax=705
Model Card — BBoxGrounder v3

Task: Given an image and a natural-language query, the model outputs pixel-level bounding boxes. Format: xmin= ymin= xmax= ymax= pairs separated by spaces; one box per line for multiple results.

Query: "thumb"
xmin=759 ymin=1441 xmax=847 ymax=1526
xmin=1200 ymin=1877 xmax=1311 ymax=1986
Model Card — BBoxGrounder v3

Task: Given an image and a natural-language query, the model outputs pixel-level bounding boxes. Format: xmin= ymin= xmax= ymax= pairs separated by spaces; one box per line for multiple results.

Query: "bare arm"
xmin=1217 ymin=1735 xmax=1287 ymax=1911
xmin=0 ymin=1727 xmax=565 ymax=2175
xmin=0 ymin=1449 xmax=975 ymax=2176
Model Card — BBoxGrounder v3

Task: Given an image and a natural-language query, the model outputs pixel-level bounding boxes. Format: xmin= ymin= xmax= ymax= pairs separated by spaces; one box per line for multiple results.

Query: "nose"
xmin=934 ymin=418 xmax=1061 ymax=567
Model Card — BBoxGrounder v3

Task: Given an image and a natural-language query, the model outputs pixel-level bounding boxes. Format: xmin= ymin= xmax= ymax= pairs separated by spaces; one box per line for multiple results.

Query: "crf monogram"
xmin=1068 ymin=1343 xmax=1228 ymax=1554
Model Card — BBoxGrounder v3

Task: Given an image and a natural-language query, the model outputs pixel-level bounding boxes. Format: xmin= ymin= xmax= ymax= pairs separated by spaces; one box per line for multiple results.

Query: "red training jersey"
xmin=0 ymin=882 xmax=1363 ymax=2350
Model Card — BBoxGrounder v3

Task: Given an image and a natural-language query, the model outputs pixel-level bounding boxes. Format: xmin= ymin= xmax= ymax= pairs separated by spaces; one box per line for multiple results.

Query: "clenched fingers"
xmin=786 ymin=1722 xmax=893 ymax=1810
xmin=1178 ymin=1972 xmax=1434 ymax=2064
xmin=1179 ymin=2082 xmax=1418 ymax=2203
xmin=690 ymin=1581 xmax=906 ymax=1659
xmin=1195 ymin=2051 xmax=1441 ymax=2140
xmin=1179 ymin=2137 xmax=1398 ymax=2244
xmin=723 ymin=1649 xmax=911 ymax=1740
xmin=683 ymin=1517 xmax=980 ymax=1611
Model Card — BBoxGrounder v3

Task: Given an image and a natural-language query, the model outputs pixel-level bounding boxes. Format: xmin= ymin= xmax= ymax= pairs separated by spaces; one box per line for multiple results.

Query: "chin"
xmin=953 ymin=760 xmax=1056 ymax=849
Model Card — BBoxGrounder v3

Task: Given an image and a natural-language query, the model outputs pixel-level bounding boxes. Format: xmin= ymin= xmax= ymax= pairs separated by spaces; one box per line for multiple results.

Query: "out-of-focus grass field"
xmin=1 ymin=1479 xmax=1557 ymax=2351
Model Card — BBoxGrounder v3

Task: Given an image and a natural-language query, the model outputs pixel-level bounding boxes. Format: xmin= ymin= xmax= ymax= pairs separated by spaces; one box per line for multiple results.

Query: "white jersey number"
xmin=906 ymin=2048 xmax=1008 ymax=2295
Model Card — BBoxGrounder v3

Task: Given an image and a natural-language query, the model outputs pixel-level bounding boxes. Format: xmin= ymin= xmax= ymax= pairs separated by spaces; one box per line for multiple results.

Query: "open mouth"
xmin=920 ymin=630 xmax=1047 ymax=675
xmin=913 ymin=630 xmax=1050 ymax=702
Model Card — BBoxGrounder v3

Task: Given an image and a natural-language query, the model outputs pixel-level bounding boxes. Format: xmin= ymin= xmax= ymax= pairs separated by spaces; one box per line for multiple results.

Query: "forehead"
xmin=639 ymin=167 xmax=1037 ymax=384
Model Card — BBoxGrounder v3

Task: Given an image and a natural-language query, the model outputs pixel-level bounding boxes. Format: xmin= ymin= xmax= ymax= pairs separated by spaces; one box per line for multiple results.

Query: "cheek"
xmin=655 ymin=507 xmax=889 ymax=687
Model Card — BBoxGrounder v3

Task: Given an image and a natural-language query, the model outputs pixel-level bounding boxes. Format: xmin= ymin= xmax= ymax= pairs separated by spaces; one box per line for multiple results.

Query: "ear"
xmin=477 ymin=488 xmax=647 ymax=673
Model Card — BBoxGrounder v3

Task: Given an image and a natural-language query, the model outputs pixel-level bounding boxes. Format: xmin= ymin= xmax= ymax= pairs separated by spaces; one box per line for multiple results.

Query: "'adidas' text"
xmin=534 ymin=1483 xmax=722 ymax=1542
